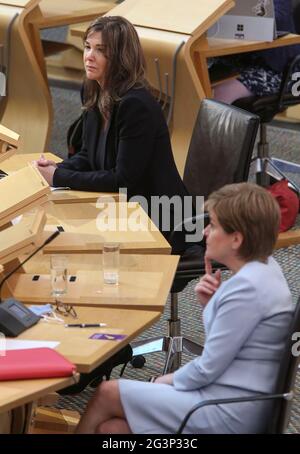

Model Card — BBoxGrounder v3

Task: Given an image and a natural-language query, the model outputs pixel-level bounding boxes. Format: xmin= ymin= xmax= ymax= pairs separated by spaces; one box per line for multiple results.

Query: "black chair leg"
xmin=253 ymin=122 xmax=300 ymax=194
xmin=162 ymin=336 xmax=204 ymax=374
xmin=256 ymin=122 xmax=271 ymax=187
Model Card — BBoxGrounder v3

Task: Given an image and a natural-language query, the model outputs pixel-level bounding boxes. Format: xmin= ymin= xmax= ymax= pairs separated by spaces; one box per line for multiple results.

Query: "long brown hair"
xmin=83 ymin=16 xmax=149 ymax=119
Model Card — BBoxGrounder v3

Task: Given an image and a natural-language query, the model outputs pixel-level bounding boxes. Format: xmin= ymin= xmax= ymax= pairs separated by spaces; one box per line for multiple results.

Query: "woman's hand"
xmin=153 ymin=373 xmax=174 ymax=385
xmin=32 ymin=154 xmax=57 ymax=186
xmin=35 ymin=153 xmax=58 ymax=168
xmin=195 ymin=256 xmax=221 ymax=307
xmin=35 ymin=163 xmax=56 ymax=186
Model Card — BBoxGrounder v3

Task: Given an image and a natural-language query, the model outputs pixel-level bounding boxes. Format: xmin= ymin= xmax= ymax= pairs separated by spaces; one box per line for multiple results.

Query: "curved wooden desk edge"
xmin=0 ymin=0 xmax=53 ymax=153
xmin=276 ymin=228 xmax=300 ymax=249
xmin=0 ymin=374 xmax=79 ymax=416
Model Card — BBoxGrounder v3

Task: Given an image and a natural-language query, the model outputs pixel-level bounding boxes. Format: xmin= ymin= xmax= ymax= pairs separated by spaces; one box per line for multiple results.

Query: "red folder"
xmin=0 ymin=348 xmax=76 ymax=381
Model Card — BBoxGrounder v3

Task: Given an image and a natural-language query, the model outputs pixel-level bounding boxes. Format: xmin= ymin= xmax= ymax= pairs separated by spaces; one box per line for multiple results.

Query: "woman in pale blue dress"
xmin=76 ymin=183 xmax=293 ymax=434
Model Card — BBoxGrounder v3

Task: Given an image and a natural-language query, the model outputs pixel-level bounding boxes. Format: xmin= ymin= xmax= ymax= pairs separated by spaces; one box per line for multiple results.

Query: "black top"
xmin=53 ymin=86 xmax=191 ymax=252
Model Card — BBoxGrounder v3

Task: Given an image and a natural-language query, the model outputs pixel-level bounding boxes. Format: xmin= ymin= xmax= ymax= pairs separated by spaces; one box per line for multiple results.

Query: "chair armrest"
xmin=278 ymin=54 xmax=300 ymax=109
xmin=177 ymin=391 xmax=293 ymax=434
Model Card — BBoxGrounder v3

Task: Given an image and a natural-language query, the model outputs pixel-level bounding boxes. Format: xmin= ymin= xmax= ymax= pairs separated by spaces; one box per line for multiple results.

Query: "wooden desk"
xmin=34 ymin=0 xmax=116 ymax=29
xmin=0 ymin=373 xmax=78 ymax=433
xmin=15 ymin=306 xmax=162 ymax=373
xmin=276 ymin=228 xmax=300 ymax=249
xmin=0 ymin=305 xmax=160 ymax=432
xmin=6 ymin=253 xmax=179 ymax=310
xmin=0 ymin=152 xmax=120 ymax=203
xmin=0 ymin=375 xmax=76 ymax=415
xmin=0 ymin=1 xmax=52 ymax=154
xmin=39 ymin=201 xmax=171 ymax=254
xmin=0 ymin=152 xmax=61 ymax=172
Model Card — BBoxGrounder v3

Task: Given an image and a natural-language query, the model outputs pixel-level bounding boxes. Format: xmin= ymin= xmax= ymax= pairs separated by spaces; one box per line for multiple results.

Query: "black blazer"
xmin=53 ymin=87 xmax=190 ymax=252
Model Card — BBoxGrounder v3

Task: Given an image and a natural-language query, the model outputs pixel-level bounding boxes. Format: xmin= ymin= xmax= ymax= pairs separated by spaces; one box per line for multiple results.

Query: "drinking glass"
xmin=102 ymin=243 xmax=120 ymax=285
xmin=50 ymin=255 xmax=68 ymax=296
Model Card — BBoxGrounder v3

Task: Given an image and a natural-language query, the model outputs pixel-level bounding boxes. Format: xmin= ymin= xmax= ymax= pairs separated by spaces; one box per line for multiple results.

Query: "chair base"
xmin=252 ymin=122 xmax=300 ymax=194
xmin=131 ymin=293 xmax=203 ymax=373
xmin=131 ymin=335 xmax=203 ymax=374
xmin=252 ymin=156 xmax=300 ymax=194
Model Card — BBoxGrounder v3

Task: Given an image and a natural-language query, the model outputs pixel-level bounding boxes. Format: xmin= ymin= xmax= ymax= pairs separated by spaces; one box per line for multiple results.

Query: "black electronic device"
xmin=0 ymin=299 xmax=40 ymax=337
xmin=0 ymin=230 xmax=60 ymax=337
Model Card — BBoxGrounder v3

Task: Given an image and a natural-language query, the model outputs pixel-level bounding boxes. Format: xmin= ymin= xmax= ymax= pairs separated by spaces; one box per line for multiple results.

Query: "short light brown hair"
xmin=205 ymin=183 xmax=280 ymax=262
xmin=83 ymin=16 xmax=148 ymax=118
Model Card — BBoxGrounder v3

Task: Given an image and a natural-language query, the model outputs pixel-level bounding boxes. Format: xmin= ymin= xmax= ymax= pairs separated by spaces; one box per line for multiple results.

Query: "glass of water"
xmin=50 ymin=255 xmax=68 ymax=296
xmin=103 ymin=243 xmax=120 ymax=285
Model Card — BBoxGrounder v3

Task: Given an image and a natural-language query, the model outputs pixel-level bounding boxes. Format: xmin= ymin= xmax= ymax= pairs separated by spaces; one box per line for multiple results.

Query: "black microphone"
xmin=0 ymin=230 xmax=60 ymax=336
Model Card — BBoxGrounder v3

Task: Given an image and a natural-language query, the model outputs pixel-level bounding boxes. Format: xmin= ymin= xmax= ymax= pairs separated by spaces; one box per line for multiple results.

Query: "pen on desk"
xmin=51 ymin=186 xmax=71 ymax=192
xmin=64 ymin=323 xmax=107 ymax=328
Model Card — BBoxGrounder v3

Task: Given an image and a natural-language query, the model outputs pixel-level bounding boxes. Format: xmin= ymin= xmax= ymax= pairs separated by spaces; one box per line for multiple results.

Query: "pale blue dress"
xmin=119 ymin=257 xmax=293 ymax=434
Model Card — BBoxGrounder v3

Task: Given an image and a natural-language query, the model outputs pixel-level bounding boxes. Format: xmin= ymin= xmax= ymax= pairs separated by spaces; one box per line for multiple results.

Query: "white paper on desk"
xmin=4 ymin=339 xmax=60 ymax=351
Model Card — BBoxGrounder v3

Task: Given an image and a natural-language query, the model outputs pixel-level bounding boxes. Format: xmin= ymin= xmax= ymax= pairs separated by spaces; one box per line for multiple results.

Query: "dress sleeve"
xmin=173 ymin=276 xmax=263 ymax=391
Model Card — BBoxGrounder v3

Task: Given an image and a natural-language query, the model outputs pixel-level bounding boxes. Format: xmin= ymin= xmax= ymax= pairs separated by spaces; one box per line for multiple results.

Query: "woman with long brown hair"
xmin=35 ymin=16 xmax=190 ymax=252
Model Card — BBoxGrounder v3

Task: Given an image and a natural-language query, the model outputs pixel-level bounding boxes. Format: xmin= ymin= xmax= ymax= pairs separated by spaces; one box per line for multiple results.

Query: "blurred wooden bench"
xmin=276 ymin=228 xmax=300 ymax=249
xmin=0 ymin=0 xmax=52 ymax=153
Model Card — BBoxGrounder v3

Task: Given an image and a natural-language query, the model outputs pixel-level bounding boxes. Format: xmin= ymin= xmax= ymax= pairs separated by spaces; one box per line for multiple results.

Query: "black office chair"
xmin=131 ymin=99 xmax=260 ymax=373
xmin=177 ymin=297 xmax=300 ymax=434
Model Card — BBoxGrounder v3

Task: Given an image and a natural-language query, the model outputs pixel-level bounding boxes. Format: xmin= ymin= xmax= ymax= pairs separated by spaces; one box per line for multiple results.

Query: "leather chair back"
xmin=183 ymin=99 xmax=259 ymax=200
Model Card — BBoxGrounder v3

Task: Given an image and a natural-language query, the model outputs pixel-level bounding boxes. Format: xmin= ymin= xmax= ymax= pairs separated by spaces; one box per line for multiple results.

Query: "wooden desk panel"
xmin=15 ymin=306 xmax=162 ymax=373
xmin=40 ymin=201 xmax=171 ymax=254
xmin=0 ymin=2 xmax=52 ymax=154
xmin=0 ymin=152 xmax=61 ymax=172
xmin=0 ymin=153 xmax=120 ymax=203
xmin=0 ymin=376 xmax=76 ymax=414
xmin=50 ymin=190 xmax=121 ymax=204
xmin=106 ymin=0 xmax=234 ymax=36
xmin=0 ymin=1 xmax=37 ymax=8
xmin=202 ymin=34 xmax=300 ymax=58
xmin=6 ymin=253 xmax=179 ymax=310
xmin=276 ymin=228 xmax=300 ymax=249
xmin=35 ymin=0 xmax=116 ymax=28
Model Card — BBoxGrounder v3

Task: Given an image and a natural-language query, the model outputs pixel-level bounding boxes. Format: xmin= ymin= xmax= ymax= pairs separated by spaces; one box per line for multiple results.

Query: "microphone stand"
xmin=0 ymin=230 xmax=60 ymax=336
xmin=0 ymin=230 xmax=60 ymax=302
